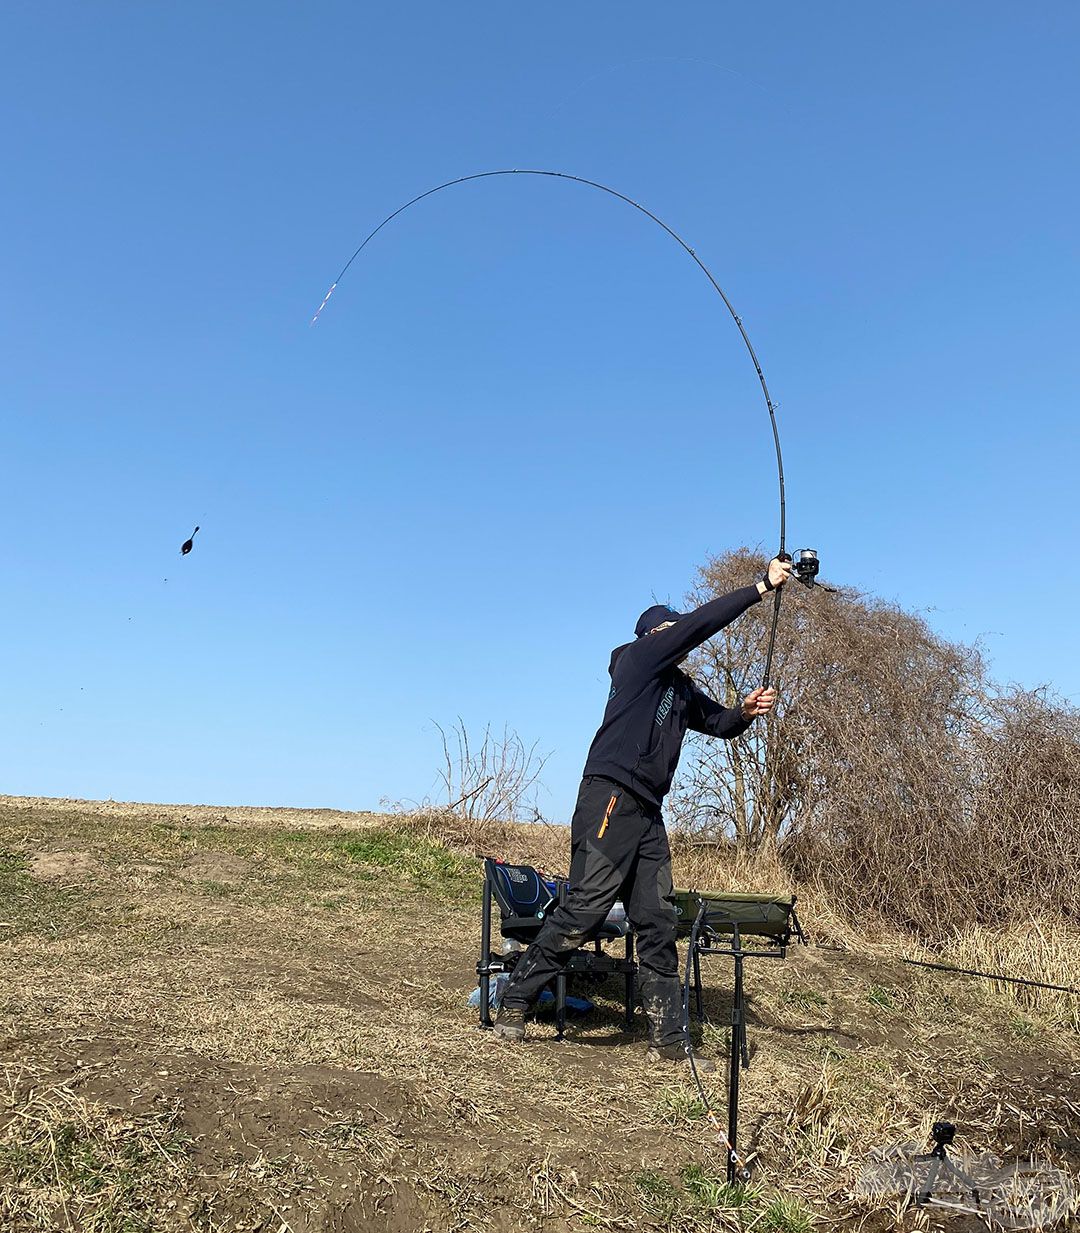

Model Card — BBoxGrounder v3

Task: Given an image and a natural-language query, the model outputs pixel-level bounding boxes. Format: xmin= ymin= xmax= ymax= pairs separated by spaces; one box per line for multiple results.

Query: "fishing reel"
xmin=793 ymin=548 xmax=821 ymax=589
xmin=777 ymin=548 xmax=830 ymax=590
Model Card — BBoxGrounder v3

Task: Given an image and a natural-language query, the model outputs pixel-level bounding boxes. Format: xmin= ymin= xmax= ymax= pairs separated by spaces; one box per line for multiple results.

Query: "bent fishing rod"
xmin=312 ymin=168 xmax=824 ymax=1176
xmin=309 ymin=167 xmax=828 ymax=688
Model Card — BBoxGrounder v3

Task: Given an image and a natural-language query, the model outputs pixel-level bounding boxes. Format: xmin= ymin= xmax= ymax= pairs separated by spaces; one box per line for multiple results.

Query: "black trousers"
xmin=501 ymin=775 xmax=684 ymax=1046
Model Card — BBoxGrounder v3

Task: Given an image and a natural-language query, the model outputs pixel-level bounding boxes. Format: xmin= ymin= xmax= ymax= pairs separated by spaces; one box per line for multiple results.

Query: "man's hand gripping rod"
xmin=761 ymin=553 xmax=790 ymax=690
xmin=761 ymin=549 xmax=829 ymax=689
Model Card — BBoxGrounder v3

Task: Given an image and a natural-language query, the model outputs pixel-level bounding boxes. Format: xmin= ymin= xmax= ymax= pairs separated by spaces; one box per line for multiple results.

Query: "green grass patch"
xmin=634 ymin=1168 xmax=676 ymax=1198
xmin=280 ymin=828 xmax=478 ymax=900
xmin=0 ymin=849 xmax=91 ymax=941
xmin=633 ymin=1169 xmax=680 ymax=1221
xmin=811 ymin=1038 xmax=849 ymax=1063
xmin=866 ymin=984 xmax=896 ymax=1011
xmin=194 ymin=879 xmax=236 ymax=898
xmin=778 ymin=985 xmax=829 ymax=1010
xmin=700 ymin=1021 xmax=730 ymax=1054
xmin=653 ymin=1087 xmax=706 ymax=1126
xmin=681 ymin=1164 xmax=761 ymax=1212
xmin=634 ymin=1166 xmax=769 ymax=1225
xmin=0 ymin=848 xmax=29 ymax=879
xmin=1008 ymin=1012 xmax=1041 ymax=1039
xmin=759 ymin=1196 xmax=815 ymax=1233
xmin=139 ymin=821 xmax=481 ymax=904
xmin=0 ymin=1090 xmax=193 ymax=1233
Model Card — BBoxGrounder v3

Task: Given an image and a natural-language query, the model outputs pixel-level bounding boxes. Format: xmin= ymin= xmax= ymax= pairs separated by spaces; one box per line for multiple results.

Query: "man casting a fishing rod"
xmin=493 ymin=556 xmax=793 ymax=1066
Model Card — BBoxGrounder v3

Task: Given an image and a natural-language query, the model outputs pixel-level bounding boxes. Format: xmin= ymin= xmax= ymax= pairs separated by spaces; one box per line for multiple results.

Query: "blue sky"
xmin=3 ymin=3 xmax=1077 ymax=818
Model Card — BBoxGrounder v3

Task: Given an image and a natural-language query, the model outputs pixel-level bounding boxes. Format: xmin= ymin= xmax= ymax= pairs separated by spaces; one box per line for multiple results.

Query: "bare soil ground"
xmin=1 ymin=795 xmax=1077 ymax=1232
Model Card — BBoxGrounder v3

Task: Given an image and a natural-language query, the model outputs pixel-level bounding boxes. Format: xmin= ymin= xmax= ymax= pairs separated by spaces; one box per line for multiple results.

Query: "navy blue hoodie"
xmin=581 ymin=585 xmax=762 ymax=808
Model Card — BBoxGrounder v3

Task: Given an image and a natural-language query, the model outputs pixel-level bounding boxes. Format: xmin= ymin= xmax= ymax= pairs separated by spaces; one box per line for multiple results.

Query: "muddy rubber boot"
xmin=639 ymin=978 xmax=713 ymax=1069
xmin=645 ymin=1040 xmax=717 ymax=1073
xmin=492 ymin=1003 xmax=527 ymax=1042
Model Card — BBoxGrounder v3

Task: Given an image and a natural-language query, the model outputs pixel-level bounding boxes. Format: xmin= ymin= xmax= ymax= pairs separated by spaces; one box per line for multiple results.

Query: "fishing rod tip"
xmin=310 ymin=282 xmax=338 ymax=325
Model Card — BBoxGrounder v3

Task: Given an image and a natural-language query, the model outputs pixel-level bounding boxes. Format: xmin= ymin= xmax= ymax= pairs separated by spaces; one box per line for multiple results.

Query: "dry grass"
xmin=0 ymin=1064 xmax=199 ymax=1232
xmin=1 ymin=796 xmax=1078 ymax=1232
xmin=907 ymin=919 xmax=1080 ymax=1033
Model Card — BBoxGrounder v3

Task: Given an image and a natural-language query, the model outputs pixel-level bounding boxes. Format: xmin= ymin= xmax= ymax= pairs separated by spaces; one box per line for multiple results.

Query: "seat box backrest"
xmin=485 ymin=859 xmax=557 ymax=921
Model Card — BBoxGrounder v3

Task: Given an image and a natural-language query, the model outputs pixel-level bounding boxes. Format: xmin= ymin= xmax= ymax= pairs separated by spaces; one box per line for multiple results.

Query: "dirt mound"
xmin=2 ymin=1033 xmax=430 ymax=1233
xmin=27 ymin=850 xmax=101 ymax=882
xmin=176 ymin=851 xmax=253 ymax=885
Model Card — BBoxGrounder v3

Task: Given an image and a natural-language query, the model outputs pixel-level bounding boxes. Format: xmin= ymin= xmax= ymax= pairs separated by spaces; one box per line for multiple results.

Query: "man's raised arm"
xmin=631 ymin=558 xmax=792 ymax=676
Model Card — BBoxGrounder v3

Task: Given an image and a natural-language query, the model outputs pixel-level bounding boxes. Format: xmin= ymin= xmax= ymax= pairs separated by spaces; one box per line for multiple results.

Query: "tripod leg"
xmin=940 ymin=1159 xmax=984 ymax=1208
xmin=918 ymin=1155 xmax=944 ymax=1205
xmin=727 ymin=953 xmax=744 ymax=1185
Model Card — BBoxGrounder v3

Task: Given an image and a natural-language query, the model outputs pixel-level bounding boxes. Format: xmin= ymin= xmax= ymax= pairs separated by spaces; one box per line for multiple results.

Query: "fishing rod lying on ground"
xmin=900 ymin=957 xmax=1079 ymax=996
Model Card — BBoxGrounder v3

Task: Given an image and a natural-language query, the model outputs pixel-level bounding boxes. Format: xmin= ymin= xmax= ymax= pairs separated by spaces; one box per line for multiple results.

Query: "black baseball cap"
xmin=634 ymin=604 xmax=684 ymax=639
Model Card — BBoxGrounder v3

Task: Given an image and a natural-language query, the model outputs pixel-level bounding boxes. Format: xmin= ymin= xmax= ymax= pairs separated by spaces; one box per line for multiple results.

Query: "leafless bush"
xmin=383 ymin=720 xmax=559 ymax=861
xmin=670 ymin=548 xmax=1080 ymax=938
xmin=432 ymin=718 xmax=551 ymax=826
xmin=967 ymin=686 xmax=1080 ymax=923
xmin=392 ymin=719 xmax=561 ymax=864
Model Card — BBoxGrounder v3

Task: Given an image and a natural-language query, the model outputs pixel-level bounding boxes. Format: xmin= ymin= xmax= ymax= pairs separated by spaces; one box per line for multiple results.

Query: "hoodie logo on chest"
xmin=655 ymin=685 xmax=675 ymax=726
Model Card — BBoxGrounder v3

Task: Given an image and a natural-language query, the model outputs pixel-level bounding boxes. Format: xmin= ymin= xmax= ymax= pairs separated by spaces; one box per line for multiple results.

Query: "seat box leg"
xmin=478 ymin=874 xmax=493 ymax=1028
xmin=624 ymin=932 xmax=636 ymax=1029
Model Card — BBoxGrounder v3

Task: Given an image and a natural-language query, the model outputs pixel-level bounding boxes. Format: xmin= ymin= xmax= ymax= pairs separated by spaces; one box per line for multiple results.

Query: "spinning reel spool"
xmin=778 ymin=548 xmax=832 ymax=592
xmin=793 ymin=548 xmax=820 ymax=588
